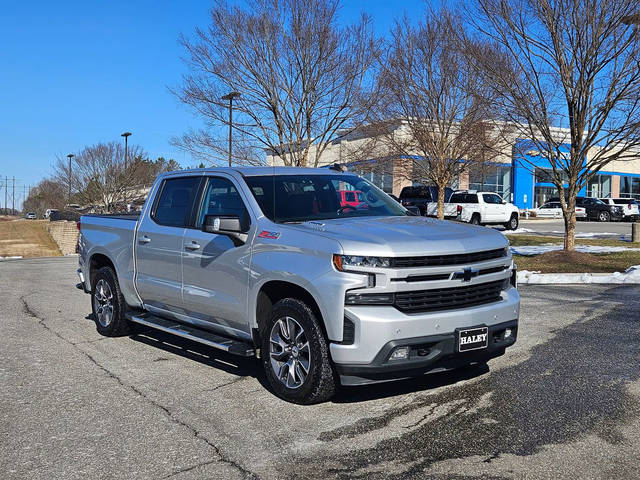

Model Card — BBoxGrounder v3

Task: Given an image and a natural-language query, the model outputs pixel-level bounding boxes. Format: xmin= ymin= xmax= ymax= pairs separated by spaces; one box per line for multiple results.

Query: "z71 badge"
xmin=258 ymin=230 xmax=281 ymax=239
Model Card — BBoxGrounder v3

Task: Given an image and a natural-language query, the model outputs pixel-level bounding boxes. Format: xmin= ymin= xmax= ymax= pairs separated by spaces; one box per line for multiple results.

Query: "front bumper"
xmin=329 ymin=286 xmax=519 ymax=385
xmin=335 ymin=319 xmax=517 ymax=385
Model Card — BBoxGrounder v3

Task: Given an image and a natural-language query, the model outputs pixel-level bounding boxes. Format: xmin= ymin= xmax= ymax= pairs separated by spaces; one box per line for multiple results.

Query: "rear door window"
xmin=152 ymin=177 xmax=201 ymax=227
xmin=482 ymin=193 xmax=502 ymax=204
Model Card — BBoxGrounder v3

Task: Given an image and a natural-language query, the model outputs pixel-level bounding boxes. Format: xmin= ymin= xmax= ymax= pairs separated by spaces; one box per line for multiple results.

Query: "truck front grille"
xmin=390 ymin=248 xmax=507 ymax=268
xmin=394 ymin=280 xmax=504 ymax=313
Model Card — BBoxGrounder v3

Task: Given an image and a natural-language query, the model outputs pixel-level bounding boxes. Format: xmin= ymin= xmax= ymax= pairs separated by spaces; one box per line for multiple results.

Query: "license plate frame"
xmin=457 ymin=326 xmax=489 ymax=352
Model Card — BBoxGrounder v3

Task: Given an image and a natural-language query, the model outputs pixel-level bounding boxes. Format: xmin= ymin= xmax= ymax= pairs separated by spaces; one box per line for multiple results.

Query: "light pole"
xmin=121 ymin=131 xmax=132 ymax=169
xmin=67 ymin=153 xmax=74 ymax=204
xmin=222 ymin=92 xmax=240 ymax=167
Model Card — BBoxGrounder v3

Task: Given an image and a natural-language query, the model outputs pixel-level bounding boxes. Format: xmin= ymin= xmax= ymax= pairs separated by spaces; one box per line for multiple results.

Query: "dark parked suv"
xmin=550 ymin=196 xmax=623 ymax=222
xmin=399 ymin=186 xmax=453 ymax=215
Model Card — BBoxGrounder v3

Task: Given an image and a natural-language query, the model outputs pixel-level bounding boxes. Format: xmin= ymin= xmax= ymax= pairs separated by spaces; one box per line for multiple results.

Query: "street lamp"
xmin=221 ymin=92 xmax=241 ymax=167
xmin=66 ymin=153 xmax=74 ymax=204
xmin=121 ymin=131 xmax=132 ymax=169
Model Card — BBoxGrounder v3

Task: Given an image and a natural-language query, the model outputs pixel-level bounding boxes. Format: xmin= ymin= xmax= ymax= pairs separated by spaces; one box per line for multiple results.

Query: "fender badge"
xmin=258 ymin=230 xmax=281 ymax=239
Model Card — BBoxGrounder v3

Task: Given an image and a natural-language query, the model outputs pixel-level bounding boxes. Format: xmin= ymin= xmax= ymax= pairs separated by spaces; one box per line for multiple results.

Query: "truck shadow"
xmin=334 ymin=363 xmax=490 ymax=404
xmin=127 ymin=327 xmax=272 ymax=388
xmin=83 ymin=313 xmax=494 ymax=402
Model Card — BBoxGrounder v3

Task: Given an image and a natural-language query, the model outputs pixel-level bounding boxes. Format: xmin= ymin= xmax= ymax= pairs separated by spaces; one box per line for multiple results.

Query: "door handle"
xmin=139 ymin=236 xmax=151 ymax=244
xmin=185 ymin=242 xmax=201 ymax=250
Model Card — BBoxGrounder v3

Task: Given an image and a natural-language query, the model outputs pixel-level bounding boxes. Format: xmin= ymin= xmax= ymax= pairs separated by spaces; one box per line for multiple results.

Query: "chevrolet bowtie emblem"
xmin=455 ymin=267 xmax=479 ymax=282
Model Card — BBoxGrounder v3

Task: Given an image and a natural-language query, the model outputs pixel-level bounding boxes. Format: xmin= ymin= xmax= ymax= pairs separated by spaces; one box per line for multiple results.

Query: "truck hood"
xmin=288 ymin=216 xmax=509 ymax=257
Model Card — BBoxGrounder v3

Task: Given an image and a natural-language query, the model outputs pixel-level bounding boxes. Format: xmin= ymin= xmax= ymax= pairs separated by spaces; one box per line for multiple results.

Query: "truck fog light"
xmin=389 ymin=346 xmax=410 ymax=361
xmin=504 ymin=328 xmax=512 ymax=339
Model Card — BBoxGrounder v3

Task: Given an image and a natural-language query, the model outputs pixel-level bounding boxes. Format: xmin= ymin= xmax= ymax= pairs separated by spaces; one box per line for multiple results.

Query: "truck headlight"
xmin=333 ymin=254 xmax=391 ymax=271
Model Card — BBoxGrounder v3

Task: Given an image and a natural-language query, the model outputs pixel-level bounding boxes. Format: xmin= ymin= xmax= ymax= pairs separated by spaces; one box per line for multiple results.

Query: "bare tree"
xmin=369 ymin=11 xmax=508 ymax=219
xmin=53 ymin=142 xmax=152 ymax=212
xmin=471 ymin=0 xmax=640 ymax=250
xmin=22 ymin=179 xmax=67 ymax=217
xmin=173 ymin=0 xmax=380 ymax=167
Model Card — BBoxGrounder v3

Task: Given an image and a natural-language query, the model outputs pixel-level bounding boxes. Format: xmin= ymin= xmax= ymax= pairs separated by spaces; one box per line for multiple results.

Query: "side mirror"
xmin=502 ymin=201 xmax=507 ymax=205
xmin=202 ymin=214 xmax=249 ymax=245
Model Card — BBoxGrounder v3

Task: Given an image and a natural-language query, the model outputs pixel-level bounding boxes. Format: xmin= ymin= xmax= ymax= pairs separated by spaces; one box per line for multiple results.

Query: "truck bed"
xmin=84 ymin=213 xmax=140 ymax=221
xmin=79 ymin=213 xmax=139 ymax=306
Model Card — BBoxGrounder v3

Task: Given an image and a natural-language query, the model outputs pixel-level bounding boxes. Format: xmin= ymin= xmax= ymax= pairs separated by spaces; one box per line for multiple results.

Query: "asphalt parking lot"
xmin=2 ymin=257 xmax=640 ymax=479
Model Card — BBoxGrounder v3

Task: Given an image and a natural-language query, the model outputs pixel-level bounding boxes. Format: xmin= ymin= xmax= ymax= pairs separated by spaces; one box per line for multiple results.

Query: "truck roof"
xmin=162 ymin=166 xmax=352 ymax=178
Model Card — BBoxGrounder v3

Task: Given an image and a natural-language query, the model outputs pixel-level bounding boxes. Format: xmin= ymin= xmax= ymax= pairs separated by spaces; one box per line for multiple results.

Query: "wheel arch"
xmin=253 ymin=280 xmax=326 ymax=346
xmin=89 ymin=252 xmax=116 ymax=288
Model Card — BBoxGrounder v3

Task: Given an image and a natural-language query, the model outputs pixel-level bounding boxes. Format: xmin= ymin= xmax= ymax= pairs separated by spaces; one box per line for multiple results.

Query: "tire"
xmin=470 ymin=214 xmax=481 ymax=226
xmin=261 ymin=298 xmax=336 ymax=404
xmin=91 ymin=266 xmax=131 ymax=337
xmin=598 ymin=210 xmax=610 ymax=222
xmin=504 ymin=214 xmax=519 ymax=230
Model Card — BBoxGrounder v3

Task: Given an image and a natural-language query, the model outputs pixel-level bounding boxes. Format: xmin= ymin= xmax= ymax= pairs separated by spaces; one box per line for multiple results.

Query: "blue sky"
xmin=0 ymin=0 xmax=428 ymax=208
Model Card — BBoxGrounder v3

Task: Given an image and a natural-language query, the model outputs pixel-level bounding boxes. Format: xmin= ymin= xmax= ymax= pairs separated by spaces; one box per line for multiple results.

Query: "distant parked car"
xmin=550 ymin=197 xmax=623 ymax=222
xmin=599 ymin=198 xmax=639 ymax=222
xmin=532 ymin=202 xmax=586 ymax=219
xmin=337 ymin=190 xmax=365 ymax=208
xmin=44 ymin=208 xmax=58 ymax=219
xmin=426 ymin=190 xmax=520 ymax=230
xmin=389 ymin=194 xmax=421 ymax=215
xmin=399 ymin=185 xmax=454 ymax=215
xmin=25 ymin=212 xmax=37 ymax=219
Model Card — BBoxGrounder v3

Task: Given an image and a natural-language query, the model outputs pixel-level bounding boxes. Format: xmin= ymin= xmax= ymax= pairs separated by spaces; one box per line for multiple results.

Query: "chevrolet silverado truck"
xmin=77 ymin=167 xmax=519 ymax=404
xmin=426 ymin=190 xmax=520 ymax=230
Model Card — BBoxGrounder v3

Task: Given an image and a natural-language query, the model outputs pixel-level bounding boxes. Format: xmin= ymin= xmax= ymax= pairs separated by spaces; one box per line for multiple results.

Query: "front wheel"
xmin=91 ymin=266 xmax=131 ymax=337
xmin=598 ymin=211 xmax=611 ymax=222
xmin=262 ymin=298 xmax=336 ymax=404
xmin=504 ymin=214 xmax=519 ymax=230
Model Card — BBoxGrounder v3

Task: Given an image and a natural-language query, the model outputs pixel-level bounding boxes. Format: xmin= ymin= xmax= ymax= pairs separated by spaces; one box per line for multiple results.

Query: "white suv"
xmin=599 ymin=198 xmax=639 ymax=222
xmin=427 ymin=191 xmax=521 ymax=230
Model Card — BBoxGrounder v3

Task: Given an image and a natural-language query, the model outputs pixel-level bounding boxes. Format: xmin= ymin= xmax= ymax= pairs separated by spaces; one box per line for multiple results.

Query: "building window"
xmin=350 ymin=162 xmax=394 ymax=193
xmin=620 ymin=176 xmax=640 ymax=200
xmin=534 ymin=167 xmax=569 ymax=184
xmin=469 ymin=164 xmax=512 ymax=200
xmin=586 ymin=174 xmax=612 ymax=198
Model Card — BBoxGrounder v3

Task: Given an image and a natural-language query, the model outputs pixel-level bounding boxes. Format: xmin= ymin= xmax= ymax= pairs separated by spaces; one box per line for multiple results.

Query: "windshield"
xmin=244 ymin=174 xmax=408 ymax=223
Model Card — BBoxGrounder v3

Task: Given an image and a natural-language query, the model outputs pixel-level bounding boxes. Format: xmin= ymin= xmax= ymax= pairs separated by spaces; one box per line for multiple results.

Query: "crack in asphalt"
xmin=201 ymin=376 xmax=246 ymax=393
xmin=301 ymin=286 xmax=640 ymax=479
xmin=402 ymin=403 xmax=438 ymax=429
xmin=160 ymin=459 xmax=221 ymax=479
xmin=19 ymin=295 xmax=259 ymax=480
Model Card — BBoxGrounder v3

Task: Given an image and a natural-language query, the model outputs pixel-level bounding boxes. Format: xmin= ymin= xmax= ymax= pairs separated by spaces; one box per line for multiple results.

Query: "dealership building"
xmin=266 ymin=122 xmax=640 ymax=208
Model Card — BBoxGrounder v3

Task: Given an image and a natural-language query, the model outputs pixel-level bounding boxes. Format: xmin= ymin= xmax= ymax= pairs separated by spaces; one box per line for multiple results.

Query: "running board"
xmin=126 ymin=312 xmax=255 ymax=357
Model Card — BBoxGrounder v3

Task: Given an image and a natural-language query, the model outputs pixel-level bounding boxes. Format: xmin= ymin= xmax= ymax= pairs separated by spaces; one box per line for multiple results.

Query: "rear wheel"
xmin=598 ymin=210 xmax=611 ymax=222
xmin=504 ymin=214 xmax=519 ymax=230
xmin=262 ymin=298 xmax=336 ymax=404
xmin=91 ymin=267 xmax=131 ymax=337
xmin=470 ymin=214 xmax=481 ymax=226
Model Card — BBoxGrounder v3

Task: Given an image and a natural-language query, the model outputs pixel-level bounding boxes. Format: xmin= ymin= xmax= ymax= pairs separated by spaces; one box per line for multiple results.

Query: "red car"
xmin=338 ymin=190 xmax=365 ymax=208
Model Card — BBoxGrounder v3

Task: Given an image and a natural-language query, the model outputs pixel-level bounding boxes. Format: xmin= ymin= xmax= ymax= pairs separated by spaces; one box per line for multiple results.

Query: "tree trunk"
xmin=437 ymin=184 xmax=446 ymax=220
xmin=562 ymin=196 xmax=576 ymax=251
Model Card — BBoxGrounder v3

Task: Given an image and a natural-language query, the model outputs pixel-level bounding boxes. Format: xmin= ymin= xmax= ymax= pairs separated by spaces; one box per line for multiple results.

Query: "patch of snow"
xmin=518 ymin=265 xmax=640 ymax=284
xmin=0 ymin=256 xmax=23 ymax=261
xmin=500 ymin=228 xmax=534 ymax=234
xmin=547 ymin=230 xmax=621 ymax=238
xmin=511 ymin=244 xmax=640 ymax=256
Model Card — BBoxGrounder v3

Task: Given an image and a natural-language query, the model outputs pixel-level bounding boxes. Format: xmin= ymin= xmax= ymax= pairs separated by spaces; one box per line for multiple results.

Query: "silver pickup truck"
xmin=77 ymin=167 xmax=519 ymax=404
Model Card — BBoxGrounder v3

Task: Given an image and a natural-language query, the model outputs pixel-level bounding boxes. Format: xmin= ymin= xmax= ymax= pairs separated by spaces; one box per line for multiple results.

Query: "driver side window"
xmin=197 ymin=177 xmax=249 ymax=228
